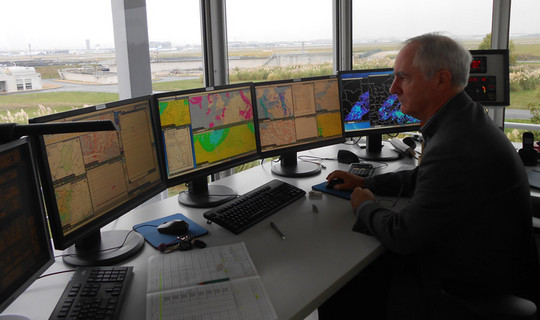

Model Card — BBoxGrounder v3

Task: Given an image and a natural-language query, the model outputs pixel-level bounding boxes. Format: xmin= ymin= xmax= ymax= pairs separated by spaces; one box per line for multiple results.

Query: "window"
xmin=352 ymin=0 xmax=492 ymax=69
xmin=226 ymin=0 xmax=334 ymax=82
xmin=0 ymin=1 xmax=117 ymax=124
xmin=146 ymin=0 xmax=204 ymax=93
xmin=508 ymin=0 xmax=540 ymax=110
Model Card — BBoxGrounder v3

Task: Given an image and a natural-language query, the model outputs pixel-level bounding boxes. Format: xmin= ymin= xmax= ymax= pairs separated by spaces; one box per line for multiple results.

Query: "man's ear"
xmin=434 ymin=69 xmax=453 ymax=90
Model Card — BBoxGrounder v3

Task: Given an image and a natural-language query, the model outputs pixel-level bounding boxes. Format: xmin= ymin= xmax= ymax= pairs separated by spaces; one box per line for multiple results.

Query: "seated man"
xmin=321 ymin=33 xmax=539 ymax=319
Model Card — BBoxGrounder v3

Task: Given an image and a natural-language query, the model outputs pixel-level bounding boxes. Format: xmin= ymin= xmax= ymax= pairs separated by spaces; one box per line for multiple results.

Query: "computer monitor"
xmin=29 ymin=96 xmax=166 ymax=266
xmin=465 ymin=49 xmax=509 ymax=107
xmin=338 ymin=68 xmax=421 ymax=160
xmin=154 ymin=83 xmax=259 ymax=208
xmin=0 ymin=137 xmax=54 ymax=316
xmin=253 ymin=75 xmax=345 ymax=177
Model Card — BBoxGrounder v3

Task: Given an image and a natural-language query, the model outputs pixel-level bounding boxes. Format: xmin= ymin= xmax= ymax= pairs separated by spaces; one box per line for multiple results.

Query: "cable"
xmin=38 ymin=269 xmax=76 ymax=279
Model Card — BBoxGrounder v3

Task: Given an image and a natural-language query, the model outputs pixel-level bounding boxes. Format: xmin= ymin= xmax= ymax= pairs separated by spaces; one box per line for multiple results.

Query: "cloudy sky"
xmin=1 ymin=0 xmax=538 ymax=52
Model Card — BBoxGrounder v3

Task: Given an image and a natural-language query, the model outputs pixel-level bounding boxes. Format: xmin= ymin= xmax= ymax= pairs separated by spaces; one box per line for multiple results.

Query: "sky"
xmin=1 ymin=0 xmax=539 ymax=52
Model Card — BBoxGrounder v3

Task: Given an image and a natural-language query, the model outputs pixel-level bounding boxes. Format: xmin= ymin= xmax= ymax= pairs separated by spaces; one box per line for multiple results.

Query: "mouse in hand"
xmin=326 ymin=178 xmax=344 ymax=190
xmin=157 ymin=219 xmax=189 ymax=235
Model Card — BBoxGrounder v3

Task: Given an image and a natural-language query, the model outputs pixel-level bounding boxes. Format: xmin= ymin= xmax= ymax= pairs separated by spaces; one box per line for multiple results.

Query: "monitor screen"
xmin=254 ymin=75 xmax=344 ymax=177
xmin=338 ymin=68 xmax=421 ymax=160
xmin=0 ymin=137 xmax=54 ymax=314
xmin=154 ymin=83 xmax=259 ymax=207
xmin=465 ymin=49 xmax=509 ymax=107
xmin=30 ymin=96 xmax=165 ymax=266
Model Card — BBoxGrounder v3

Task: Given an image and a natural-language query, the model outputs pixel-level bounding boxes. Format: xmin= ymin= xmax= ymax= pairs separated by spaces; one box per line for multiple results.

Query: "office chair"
xmin=441 ymin=286 xmax=537 ymax=320
xmin=441 ymin=212 xmax=540 ymax=319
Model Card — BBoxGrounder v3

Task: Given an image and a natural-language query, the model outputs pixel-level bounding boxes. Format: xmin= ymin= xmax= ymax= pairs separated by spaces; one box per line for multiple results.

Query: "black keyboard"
xmin=49 ymin=266 xmax=133 ymax=320
xmin=203 ymin=179 xmax=306 ymax=234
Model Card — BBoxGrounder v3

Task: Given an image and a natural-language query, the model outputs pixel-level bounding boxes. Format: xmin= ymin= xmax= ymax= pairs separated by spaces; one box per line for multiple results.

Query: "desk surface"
xmin=2 ymin=141 xmax=417 ymax=320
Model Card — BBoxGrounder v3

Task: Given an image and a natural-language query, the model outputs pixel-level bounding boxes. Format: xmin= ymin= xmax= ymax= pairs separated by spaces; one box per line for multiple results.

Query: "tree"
xmin=478 ymin=33 xmax=517 ymax=65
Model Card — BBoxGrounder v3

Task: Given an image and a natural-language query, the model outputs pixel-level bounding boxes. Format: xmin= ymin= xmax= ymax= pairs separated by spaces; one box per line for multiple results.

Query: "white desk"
xmin=2 ymin=141 xmax=417 ymax=320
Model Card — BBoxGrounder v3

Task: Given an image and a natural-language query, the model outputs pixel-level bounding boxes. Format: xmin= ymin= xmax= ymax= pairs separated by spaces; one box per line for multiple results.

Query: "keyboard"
xmin=49 ymin=266 xmax=133 ymax=320
xmin=203 ymin=179 xmax=306 ymax=234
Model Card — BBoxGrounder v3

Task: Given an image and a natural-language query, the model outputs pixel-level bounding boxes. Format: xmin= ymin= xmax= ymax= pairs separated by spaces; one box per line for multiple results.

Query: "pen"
xmin=198 ymin=277 xmax=230 ymax=285
xmin=270 ymin=222 xmax=286 ymax=240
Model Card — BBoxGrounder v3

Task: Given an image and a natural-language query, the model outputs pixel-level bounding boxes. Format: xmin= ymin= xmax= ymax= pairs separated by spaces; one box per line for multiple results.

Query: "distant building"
xmin=0 ymin=66 xmax=43 ymax=93
xmin=58 ymin=66 xmax=118 ymax=84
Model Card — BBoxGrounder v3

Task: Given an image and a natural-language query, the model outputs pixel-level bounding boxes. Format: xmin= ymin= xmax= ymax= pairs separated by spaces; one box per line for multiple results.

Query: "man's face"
xmin=390 ymin=44 xmax=438 ymax=122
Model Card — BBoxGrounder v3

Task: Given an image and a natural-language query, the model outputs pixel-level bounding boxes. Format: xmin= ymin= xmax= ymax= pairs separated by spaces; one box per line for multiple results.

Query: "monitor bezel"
xmin=29 ymin=95 xmax=167 ymax=251
xmin=338 ymin=68 xmax=422 ymax=139
xmin=0 ymin=137 xmax=54 ymax=314
xmin=153 ymin=82 xmax=261 ymax=189
xmin=253 ymin=74 xmax=345 ymax=160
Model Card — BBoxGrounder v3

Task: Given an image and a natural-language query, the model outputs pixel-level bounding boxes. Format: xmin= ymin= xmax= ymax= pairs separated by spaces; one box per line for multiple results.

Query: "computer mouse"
xmin=326 ymin=178 xmax=344 ymax=190
xmin=337 ymin=149 xmax=360 ymax=164
xmin=157 ymin=219 xmax=189 ymax=235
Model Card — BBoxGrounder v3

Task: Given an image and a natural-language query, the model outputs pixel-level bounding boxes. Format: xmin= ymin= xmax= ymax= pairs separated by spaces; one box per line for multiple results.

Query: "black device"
xmin=337 ymin=149 xmax=361 ymax=164
xmin=326 ymin=178 xmax=345 ymax=190
xmin=157 ymin=219 xmax=189 ymax=235
xmin=0 ymin=120 xmax=117 ymax=144
xmin=29 ymin=96 xmax=166 ymax=266
xmin=465 ymin=49 xmax=510 ymax=107
xmin=253 ymin=75 xmax=345 ymax=177
xmin=49 ymin=266 xmax=133 ymax=320
xmin=153 ymin=83 xmax=259 ymax=208
xmin=0 ymin=137 xmax=55 ymax=315
xmin=203 ymin=179 xmax=306 ymax=234
xmin=349 ymin=162 xmax=375 ymax=178
xmin=338 ymin=68 xmax=421 ymax=161
xmin=519 ymin=131 xmax=538 ymax=166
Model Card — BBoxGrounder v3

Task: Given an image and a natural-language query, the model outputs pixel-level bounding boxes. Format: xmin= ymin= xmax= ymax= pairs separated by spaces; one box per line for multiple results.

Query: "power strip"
xmin=390 ymin=138 xmax=415 ymax=158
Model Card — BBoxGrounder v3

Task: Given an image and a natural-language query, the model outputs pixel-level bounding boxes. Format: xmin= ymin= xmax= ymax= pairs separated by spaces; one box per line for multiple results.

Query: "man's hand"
xmin=351 ymin=187 xmax=375 ymax=212
xmin=326 ymin=170 xmax=364 ymax=191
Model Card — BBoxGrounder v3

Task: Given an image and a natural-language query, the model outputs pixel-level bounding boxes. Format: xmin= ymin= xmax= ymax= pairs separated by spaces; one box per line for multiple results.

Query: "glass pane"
xmin=226 ymin=0 xmax=334 ymax=82
xmin=146 ymin=0 xmax=204 ymax=93
xmin=352 ymin=0 xmax=492 ymax=70
xmin=0 ymin=1 xmax=118 ymax=124
xmin=508 ymin=0 xmax=540 ymax=133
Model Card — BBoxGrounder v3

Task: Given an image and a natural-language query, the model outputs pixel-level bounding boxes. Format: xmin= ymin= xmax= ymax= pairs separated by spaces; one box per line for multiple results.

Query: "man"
xmin=321 ymin=33 xmax=539 ymax=319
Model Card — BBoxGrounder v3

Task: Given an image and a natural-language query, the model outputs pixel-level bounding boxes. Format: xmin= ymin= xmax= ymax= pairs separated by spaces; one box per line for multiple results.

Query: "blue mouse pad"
xmin=312 ymin=181 xmax=352 ymax=200
xmin=133 ymin=213 xmax=208 ymax=249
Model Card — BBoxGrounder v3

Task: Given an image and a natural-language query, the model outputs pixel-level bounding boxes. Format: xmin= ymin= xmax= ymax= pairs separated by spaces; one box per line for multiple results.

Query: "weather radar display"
xmin=340 ymin=70 xmax=419 ymax=133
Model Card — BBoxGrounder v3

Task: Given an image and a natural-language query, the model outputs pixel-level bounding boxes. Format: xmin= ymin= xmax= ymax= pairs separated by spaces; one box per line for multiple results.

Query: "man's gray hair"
xmin=405 ymin=33 xmax=472 ymax=89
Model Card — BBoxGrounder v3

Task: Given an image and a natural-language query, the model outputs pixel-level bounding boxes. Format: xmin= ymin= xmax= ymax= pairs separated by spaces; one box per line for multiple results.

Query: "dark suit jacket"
xmin=354 ymin=91 xmax=539 ymax=318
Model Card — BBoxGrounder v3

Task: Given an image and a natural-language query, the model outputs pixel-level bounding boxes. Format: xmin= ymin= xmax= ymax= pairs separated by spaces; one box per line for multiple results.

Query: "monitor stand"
xmin=357 ymin=134 xmax=401 ymax=161
xmin=62 ymin=230 xmax=144 ymax=266
xmin=271 ymin=152 xmax=321 ymax=177
xmin=177 ymin=176 xmax=237 ymax=208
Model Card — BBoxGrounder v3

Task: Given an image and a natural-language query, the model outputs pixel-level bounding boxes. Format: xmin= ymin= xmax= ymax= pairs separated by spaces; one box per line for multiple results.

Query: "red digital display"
xmin=470 ymin=56 xmax=487 ymax=73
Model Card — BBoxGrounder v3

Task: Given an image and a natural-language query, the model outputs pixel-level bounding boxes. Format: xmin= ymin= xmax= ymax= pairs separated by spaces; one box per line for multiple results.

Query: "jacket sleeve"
xmin=353 ymin=146 xmax=477 ymax=254
xmin=364 ymin=167 xmax=418 ymax=197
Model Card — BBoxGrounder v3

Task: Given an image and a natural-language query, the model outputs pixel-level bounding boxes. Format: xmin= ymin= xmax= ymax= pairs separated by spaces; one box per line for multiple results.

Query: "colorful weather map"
xmin=341 ymin=74 xmax=419 ymax=127
xmin=188 ymin=89 xmax=254 ymax=130
xmin=256 ymin=85 xmax=294 ymax=120
xmin=159 ymin=88 xmax=257 ymax=177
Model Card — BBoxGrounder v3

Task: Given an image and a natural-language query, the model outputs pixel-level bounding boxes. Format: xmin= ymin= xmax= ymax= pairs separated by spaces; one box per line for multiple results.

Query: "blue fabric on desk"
xmin=133 ymin=213 xmax=208 ymax=248
xmin=312 ymin=181 xmax=352 ymax=200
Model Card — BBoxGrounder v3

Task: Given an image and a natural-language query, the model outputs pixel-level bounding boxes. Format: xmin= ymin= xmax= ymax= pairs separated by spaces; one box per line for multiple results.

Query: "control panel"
xmin=465 ymin=49 xmax=509 ymax=107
